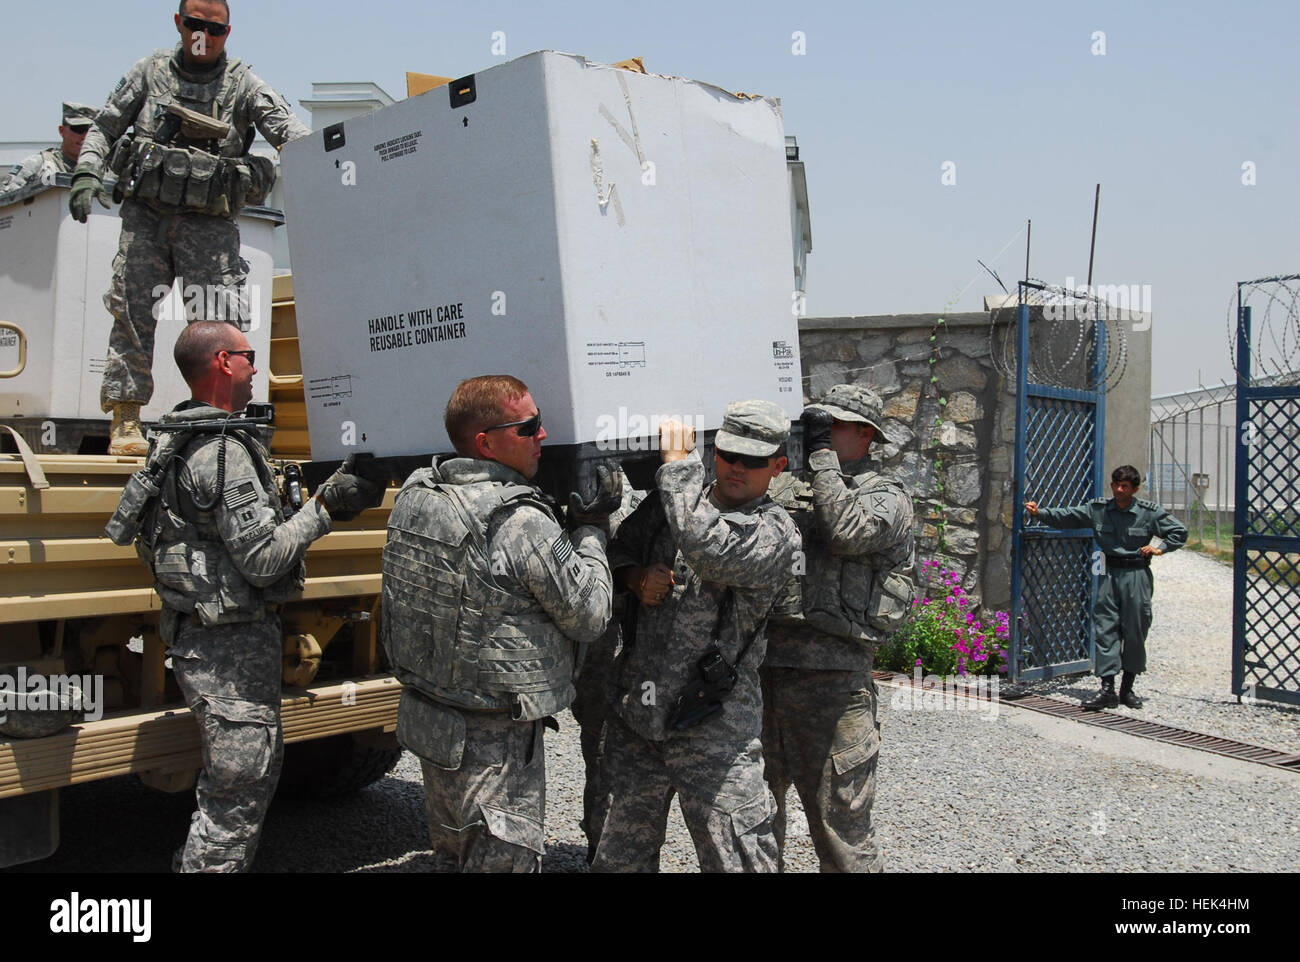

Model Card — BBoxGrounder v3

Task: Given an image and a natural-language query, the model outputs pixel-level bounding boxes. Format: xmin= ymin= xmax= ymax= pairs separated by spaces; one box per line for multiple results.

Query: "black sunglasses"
xmin=217 ymin=348 xmax=255 ymax=366
xmin=182 ymin=15 xmax=230 ymax=36
xmin=483 ymin=410 xmax=543 ymax=438
xmin=716 ymin=448 xmax=772 ymax=470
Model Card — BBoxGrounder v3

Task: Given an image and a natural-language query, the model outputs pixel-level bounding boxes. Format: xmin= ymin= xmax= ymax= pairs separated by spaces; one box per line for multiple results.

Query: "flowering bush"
xmin=877 ymin=560 xmax=1010 ymax=676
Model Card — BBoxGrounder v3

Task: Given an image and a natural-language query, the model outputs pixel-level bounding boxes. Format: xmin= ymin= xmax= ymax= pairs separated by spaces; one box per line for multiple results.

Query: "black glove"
xmin=69 ymin=172 xmax=112 ymax=223
xmin=567 ymin=459 xmax=623 ymax=529
xmin=317 ymin=454 xmax=386 ymax=521
xmin=801 ymin=407 xmax=834 ymax=454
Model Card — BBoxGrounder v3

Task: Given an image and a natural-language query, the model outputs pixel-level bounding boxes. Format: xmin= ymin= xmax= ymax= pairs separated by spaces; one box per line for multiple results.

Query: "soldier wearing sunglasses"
xmin=70 ymin=0 xmax=310 ymax=457
xmin=590 ymin=400 xmax=800 ymax=873
xmin=382 ymin=375 xmax=616 ymax=872
xmin=109 ymin=322 xmax=385 ymax=871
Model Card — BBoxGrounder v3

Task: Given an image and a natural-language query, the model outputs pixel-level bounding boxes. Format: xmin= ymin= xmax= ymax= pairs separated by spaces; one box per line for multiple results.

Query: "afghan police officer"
xmin=591 ymin=402 xmax=800 ymax=873
xmin=763 ymin=384 xmax=914 ymax=873
xmin=1026 ymin=465 xmax=1187 ymax=710
xmin=382 ymin=376 xmax=615 ymax=872
xmin=0 ymin=103 xmax=97 ymax=202
xmin=107 ymin=321 xmax=384 ymax=871
xmin=71 ymin=0 xmax=310 ymax=456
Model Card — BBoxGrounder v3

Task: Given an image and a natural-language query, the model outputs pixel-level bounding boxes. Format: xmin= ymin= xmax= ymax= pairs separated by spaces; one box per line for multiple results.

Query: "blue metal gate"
xmin=1009 ymin=284 xmax=1107 ymax=682
xmin=1232 ymin=279 xmax=1300 ymax=707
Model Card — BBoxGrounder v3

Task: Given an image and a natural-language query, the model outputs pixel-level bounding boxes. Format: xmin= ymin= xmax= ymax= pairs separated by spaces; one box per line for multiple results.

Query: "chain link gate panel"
xmin=1232 ymin=282 xmax=1300 ymax=707
xmin=1009 ymin=284 xmax=1109 ymax=682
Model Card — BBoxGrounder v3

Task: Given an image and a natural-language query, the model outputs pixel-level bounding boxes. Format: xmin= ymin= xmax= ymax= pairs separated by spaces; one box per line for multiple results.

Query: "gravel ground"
xmin=9 ymin=547 xmax=1297 ymax=874
xmin=1035 ymin=548 xmax=1300 ymax=755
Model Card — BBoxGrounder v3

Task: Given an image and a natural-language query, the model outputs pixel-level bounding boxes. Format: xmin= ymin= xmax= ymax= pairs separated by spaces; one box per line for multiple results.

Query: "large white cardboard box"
xmin=0 ymin=182 xmax=277 ymax=425
xmin=281 ymin=51 xmax=802 ymax=462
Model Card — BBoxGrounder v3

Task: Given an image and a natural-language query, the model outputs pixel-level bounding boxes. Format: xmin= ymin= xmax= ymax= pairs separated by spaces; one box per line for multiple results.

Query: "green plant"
xmin=878 ymin=560 xmax=1009 ymax=676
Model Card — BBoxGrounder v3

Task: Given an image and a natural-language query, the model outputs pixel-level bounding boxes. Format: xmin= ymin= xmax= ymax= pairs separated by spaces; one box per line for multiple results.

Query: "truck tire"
xmin=276 ymin=730 xmax=402 ymax=799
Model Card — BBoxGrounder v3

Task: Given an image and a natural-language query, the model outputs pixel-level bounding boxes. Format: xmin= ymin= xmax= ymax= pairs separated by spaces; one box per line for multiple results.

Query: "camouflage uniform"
xmin=1032 ymin=497 xmax=1186 ymax=677
xmin=591 ymin=437 xmax=800 ymax=873
xmin=0 ymin=147 xmax=75 ymax=202
xmin=569 ymin=479 xmax=644 ymax=860
xmin=383 ymin=457 xmax=612 ymax=872
xmin=141 ymin=401 xmax=331 ymax=872
xmin=763 ymin=385 xmax=915 ymax=873
xmin=0 ymin=103 xmax=96 ymax=202
xmin=77 ymin=45 xmax=309 ymax=411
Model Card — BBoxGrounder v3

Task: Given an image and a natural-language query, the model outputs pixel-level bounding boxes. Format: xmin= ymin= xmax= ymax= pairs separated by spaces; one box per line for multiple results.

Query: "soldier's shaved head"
xmin=175 ymin=321 xmax=241 ymax=386
xmin=179 ymin=0 xmax=229 ymax=18
xmin=445 ymin=375 xmax=529 ymax=456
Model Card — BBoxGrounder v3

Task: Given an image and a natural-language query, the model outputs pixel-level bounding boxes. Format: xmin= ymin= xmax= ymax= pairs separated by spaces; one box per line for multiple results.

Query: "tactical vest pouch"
xmin=184 ymin=149 xmax=220 ymax=209
xmin=396 ymin=689 xmax=466 ymax=770
xmin=158 ymin=147 xmax=191 ymax=206
xmin=107 ymin=136 xmax=135 ymax=179
xmin=153 ymin=541 xmax=214 ymax=608
xmin=105 ymin=470 xmax=161 ymax=546
xmin=131 ymin=146 xmax=165 ymax=201
xmin=866 ymin=570 xmax=914 ymax=633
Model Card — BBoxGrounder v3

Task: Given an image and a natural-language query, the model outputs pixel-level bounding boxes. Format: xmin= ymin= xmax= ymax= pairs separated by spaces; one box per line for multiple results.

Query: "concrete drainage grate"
xmin=873 ymin=672 xmax=1300 ymax=772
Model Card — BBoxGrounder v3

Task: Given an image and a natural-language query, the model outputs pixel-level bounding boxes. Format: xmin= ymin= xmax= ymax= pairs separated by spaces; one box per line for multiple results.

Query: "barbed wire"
xmin=1228 ymin=274 xmax=1300 ymax=386
xmin=986 ymin=280 xmax=1129 ymax=393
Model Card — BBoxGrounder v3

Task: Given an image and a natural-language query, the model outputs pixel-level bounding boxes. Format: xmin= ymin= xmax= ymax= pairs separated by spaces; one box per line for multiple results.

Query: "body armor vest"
xmin=137 ymin=416 xmax=302 ymax=627
xmin=770 ymin=468 xmax=915 ymax=642
xmin=382 ymin=467 xmax=577 ymax=722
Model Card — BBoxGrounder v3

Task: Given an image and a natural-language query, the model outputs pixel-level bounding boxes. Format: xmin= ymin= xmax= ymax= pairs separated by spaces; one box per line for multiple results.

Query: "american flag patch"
xmin=551 ymin=535 xmax=574 ymax=567
xmin=224 ymin=481 xmax=258 ymax=511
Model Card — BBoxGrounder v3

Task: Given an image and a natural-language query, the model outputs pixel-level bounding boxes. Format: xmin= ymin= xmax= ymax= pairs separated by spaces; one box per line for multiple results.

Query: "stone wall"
xmin=799 ymin=311 xmax=1019 ymax=614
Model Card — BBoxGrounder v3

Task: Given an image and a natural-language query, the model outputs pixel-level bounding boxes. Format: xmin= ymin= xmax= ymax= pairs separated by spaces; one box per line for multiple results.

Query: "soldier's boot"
xmin=1119 ymin=672 xmax=1143 ymax=709
xmin=109 ymin=402 xmax=149 ymax=457
xmin=1082 ymin=675 xmax=1119 ymax=711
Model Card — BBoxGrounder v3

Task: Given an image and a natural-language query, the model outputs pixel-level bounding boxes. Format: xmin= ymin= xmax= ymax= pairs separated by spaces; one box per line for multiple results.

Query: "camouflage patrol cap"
xmin=713 ymin=399 xmax=791 ymax=457
xmin=62 ymin=103 xmax=97 ymax=128
xmin=808 ymin=383 xmax=886 ymax=437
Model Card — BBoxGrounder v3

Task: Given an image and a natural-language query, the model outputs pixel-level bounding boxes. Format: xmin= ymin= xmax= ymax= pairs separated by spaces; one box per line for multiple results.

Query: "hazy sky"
xmin=4 ymin=0 xmax=1296 ymax=394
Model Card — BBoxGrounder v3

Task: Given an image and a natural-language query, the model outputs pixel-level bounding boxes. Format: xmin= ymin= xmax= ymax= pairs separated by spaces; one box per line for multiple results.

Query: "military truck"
xmin=0 ymin=53 xmax=809 ymax=869
xmin=0 ymin=180 xmax=402 ymax=867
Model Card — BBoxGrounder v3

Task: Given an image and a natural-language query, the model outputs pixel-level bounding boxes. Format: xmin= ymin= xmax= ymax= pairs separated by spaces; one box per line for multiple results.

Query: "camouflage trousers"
xmin=569 ymin=621 xmax=621 ymax=860
xmin=100 ymin=200 xmax=249 ymax=411
xmin=760 ymin=666 xmax=883 ymax=873
xmin=398 ymin=691 xmax=547 ymax=873
xmin=589 ymin=714 xmax=778 ymax=873
xmin=169 ymin=613 xmax=283 ymax=873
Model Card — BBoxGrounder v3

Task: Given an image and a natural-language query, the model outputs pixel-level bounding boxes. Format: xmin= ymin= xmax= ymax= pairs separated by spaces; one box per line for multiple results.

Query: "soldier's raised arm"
xmin=807 ymin=448 xmax=910 ymax=555
xmin=658 ymin=451 xmax=798 ymax=591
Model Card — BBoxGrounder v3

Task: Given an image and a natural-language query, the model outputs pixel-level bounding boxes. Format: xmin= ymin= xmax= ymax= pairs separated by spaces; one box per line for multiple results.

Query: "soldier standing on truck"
xmin=763 ymin=384 xmax=915 ymax=873
xmin=107 ymin=321 xmax=384 ymax=871
xmin=70 ymin=0 xmax=311 ymax=456
xmin=0 ymin=103 xmax=97 ymax=202
xmin=382 ymin=375 xmax=616 ymax=872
